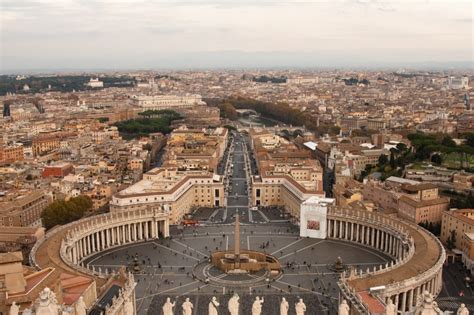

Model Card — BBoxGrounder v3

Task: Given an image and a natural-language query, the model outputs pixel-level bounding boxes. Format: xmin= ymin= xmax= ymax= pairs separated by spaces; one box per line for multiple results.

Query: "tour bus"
xmin=181 ymin=219 xmax=199 ymax=227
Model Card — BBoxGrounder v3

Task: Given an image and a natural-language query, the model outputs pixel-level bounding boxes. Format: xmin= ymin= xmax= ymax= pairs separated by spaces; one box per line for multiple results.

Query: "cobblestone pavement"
xmin=438 ymin=261 xmax=474 ymax=311
xmin=86 ymin=223 xmax=391 ymax=315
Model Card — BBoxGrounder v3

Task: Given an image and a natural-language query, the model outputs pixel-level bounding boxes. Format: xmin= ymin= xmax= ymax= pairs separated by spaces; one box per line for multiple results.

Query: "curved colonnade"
xmin=30 ymin=206 xmax=445 ymax=314
xmin=30 ymin=207 xmax=169 ymax=279
xmin=328 ymin=207 xmax=445 ymax=314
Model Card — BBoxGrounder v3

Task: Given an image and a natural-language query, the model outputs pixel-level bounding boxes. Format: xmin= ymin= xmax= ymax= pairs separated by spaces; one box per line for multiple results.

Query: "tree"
xmin=446 ymin=229 xmax=456 ymax=250
xmin=378 ymin=154 xmax=388 ymax=166
xmin=441 ymin=136 xmax=456 ymax=147
xmin=389 ymin=150 xmax=396 ymax=168
xmin=464 ymin=133 xmax=474 ymax=147
xmin=41 ymin=195 xmax=92 ymax=230
xmin=431 ymin=153 xmax=443 ymax=165
xmin=396 ymin=143 xmax=407 ymax=152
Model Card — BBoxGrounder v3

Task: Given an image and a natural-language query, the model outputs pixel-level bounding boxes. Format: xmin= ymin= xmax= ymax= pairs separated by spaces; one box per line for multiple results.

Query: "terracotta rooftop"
xmin=402 ymin=183 xmax=438 ymax=192
xmin=445 ymin=209 xmax=474 ymax=226
xmin=398 ymin=195 xmax=449 ymax=208
xmin=0 ymin=251 xmax=23 ymax=264
xmin=358 ymin=291 xmax=385 ymax=313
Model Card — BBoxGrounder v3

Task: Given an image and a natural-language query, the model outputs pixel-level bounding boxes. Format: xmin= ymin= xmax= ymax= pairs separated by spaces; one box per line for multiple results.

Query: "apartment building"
xmin=110 ymin=167 xmax=225 ymax=224
xmin=32 ymin=132 xmax=76 ymax=156
xmin=441 ymin=209 xmax=474 ymax=273
xmin=0 ymin=144 xmax=24 ymax=164
xmin=130 ymin=94 xmax=205 ymax=110
xmin=345 ymin=149 xmax=387 ymax=175
xmin=91 ymin=126 xmax=121 ymax=143
xmin=0 ymin=191 xmax=52 ymax=227
xmin=398 ymin=183 xmax=450 ymax=224
xmin=163 ymin=127 xmax=228 ymax=172
xmin=362 ymin=180 xmax=399 ymax=214
xmin=363 ymin=179 xmax=450 ymax=223
xmin=249 ymin=129 xmax=324 ymax=219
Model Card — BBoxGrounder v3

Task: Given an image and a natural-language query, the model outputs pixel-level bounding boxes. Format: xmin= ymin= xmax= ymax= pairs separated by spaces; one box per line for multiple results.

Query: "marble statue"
xmin=252 ymin=296 xmax=264 ymax=315
xmin=338 ymin=300 xmax=350 ymax=315
xmin=162 ymin=297 xmax=176 ymax=315
xmin=124 ymin=297 xmax=134 ymax=315
xmin=280 ymin=297 xmax=289 ymax=315
xmin=295 ymin=298 xmax=306 ymax=315
xmin=208 ymin=297 xmax=219 ymax=315
xmin=414 ymin=290 xmax=439 ymax=315
xmin=182 ymin=298 xmax=193 ymax=315
xmin=9 ymin=302 xmax=19 ymax=315
xmin=457 ymin=304 xmax=469 ymax=315
xmin=35 ymin=287 xmax=60 ymax=315
xmin=433 ymin=302 xmax=444 ymax=315
xmin=62 ymin=304 xmax=75 ymax=315
xmin=385 ymin=299 xmax=396 ymax=315
xmin=75 ymin=296 xmax=87 ymax=315
xmin=228 ymin=293 xmax=239 ymax=315
xmin=22 ymin=308 xmax=33 ymax=315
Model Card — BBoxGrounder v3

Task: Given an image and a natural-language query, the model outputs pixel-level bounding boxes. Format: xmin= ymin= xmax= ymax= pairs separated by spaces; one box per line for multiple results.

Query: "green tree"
xmin=441 ymin=136 xmax=456 ymax=147
xmin=41 ymin=195 xmax=92 ymax=230
xmin=431 ymin=153 xmax=443 ymax=165
xmin=389 ymin=150 xmax=396 ymax=168
xmin=378 ymin=154 xmax=388 ymax=166
xmin=396 ymin=143 xmax=407 ymax=152
xmin=446 ymin=229 xmax=456 ymax=250
xmin=464 ymin=133 xmax=474 ymax=147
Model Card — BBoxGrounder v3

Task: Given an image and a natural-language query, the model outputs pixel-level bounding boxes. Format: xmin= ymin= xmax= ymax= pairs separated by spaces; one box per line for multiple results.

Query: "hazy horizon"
xmin=1 ymin=0 xmax=473 ymax=72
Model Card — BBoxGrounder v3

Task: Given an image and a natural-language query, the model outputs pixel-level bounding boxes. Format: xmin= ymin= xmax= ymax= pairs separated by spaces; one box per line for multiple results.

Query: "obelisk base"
xmin=228 ymin=268 xmax=248 ymax=274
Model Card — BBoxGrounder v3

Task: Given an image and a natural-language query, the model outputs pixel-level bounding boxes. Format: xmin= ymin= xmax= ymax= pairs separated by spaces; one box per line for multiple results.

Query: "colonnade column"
xmin=401 ymin=291 xmax=407 ymax=312
xmin=151 ymin=220 xmax=157 ymax=238
xmin=408 ymin=289 xmax=414 ymax=311
xmin=164 ymin=219 xmax=170 ymax=237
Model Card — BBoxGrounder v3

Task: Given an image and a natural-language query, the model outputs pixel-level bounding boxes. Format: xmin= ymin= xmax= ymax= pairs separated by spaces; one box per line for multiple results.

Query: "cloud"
xmin=1 ymin=0 xmax=472 ymax=70
xmin=147 ymin=26 xmax=187 ymax=35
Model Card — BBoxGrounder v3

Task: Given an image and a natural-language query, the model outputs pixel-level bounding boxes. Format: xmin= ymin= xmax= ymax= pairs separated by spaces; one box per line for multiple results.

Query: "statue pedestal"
xmin=228 ymin=268 xmax=248 ymax=274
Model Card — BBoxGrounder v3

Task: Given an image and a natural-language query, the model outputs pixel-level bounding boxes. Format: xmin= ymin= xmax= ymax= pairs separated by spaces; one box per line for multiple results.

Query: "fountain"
xmin=129 ymin=254 xmax=141 ymax=273
xmin=210 ymin=215 xmax=281 ymax=275
xmin=328 ymin=256 xmax=348 ymax=272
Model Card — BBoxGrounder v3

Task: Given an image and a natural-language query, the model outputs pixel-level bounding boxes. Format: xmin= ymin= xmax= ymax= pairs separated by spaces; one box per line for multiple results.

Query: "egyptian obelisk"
xmin=234 ymin=214 xmax=240 ymax=268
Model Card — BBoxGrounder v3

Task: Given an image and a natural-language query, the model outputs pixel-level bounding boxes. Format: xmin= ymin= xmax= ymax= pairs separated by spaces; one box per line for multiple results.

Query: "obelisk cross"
xmin=234 ymin=214 xmax=240 ymax=268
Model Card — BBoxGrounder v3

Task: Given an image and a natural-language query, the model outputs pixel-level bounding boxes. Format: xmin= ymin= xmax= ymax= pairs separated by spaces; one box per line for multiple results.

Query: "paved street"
xmin=438 ymin=261 xmax=474 ymax=311
xmin=225 ymin=132 xmax=251 ymax=224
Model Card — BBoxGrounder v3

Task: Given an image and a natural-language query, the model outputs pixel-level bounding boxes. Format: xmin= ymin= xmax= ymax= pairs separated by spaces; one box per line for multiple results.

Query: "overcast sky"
xmin=0 ymin=0 xmax=472 ymax=71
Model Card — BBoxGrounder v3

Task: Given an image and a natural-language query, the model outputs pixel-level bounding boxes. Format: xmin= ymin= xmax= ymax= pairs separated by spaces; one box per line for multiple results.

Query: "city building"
xmin=0 ymin=143 xmax=24 ymax=164
xmin=32 ymin=132 xmax=76 ymax=157
xmin=446 ymin=76 xmax=469 ymax=89
xmin=42 ymin=162 xmax=74 ymax=178
xmin=130 ymin=94 xmax=205 ymax=110
xmin=163 ymin=127 xmax=228 ymax=172
xmin=398 ymin=183 xmax=450 ymax=224
xmin=441 ymin=209 xmax=474 ymax=272
xmin=0 ymin=191 xmax=52 ymax=227
xmin=363 ymin=179 xmax=450 ymax=223
xmin=110 ymin=167 xmax=225 ymax=223
xmin=86 ymin=78 xmax=104 ymax=88
xmin=249 ymin=129 xmax=324 ymax=219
